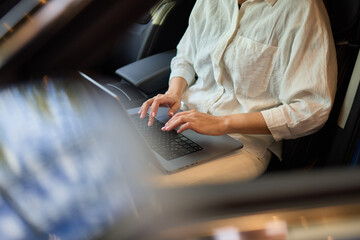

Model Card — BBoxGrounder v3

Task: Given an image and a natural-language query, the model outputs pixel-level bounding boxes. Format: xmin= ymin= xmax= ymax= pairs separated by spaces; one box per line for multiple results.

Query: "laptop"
xmin=79 ymin=72 xmax=243 ymax=173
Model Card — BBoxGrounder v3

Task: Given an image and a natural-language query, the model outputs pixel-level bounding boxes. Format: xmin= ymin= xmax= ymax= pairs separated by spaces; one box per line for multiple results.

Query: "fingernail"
xmin=161 ymin=127 xmax=165 ymax=131
xmin=152 ymin=112 xmax=155 ymax=117
xmin=169 ymin=112 xmax=174 ymax=117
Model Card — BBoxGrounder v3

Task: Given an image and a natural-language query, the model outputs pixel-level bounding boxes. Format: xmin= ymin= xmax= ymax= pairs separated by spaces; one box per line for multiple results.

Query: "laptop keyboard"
xmin=130 ymin=114 xmax=203 ymax=160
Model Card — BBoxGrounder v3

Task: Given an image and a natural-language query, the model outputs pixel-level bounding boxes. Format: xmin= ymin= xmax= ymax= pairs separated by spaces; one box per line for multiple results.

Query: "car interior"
xmin=0 ymin=0 xmax=360 ymax=239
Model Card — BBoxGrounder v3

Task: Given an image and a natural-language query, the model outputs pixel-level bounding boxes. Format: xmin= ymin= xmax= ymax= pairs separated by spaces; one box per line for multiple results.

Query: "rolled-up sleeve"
xmin=261 ymin=4 xmax=337 ymax=141
xmin=169 ymin=6 xmax=198 ymax=86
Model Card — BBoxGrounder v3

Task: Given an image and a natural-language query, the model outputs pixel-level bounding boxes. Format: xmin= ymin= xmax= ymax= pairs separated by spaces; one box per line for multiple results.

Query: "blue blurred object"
xmin=0 ymin=196 xmax=39 ymax=239
xmin=0 ymin=77 xmax=153 ymax=240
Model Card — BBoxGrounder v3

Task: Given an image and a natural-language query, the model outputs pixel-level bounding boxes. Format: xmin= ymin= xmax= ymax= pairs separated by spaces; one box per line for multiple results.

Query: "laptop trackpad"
xmin=127 ymin=107 xmax=173 ymax=123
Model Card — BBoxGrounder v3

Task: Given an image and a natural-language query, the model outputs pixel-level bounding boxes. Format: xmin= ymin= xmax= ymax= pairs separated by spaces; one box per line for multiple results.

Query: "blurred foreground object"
xmin=0 ymin=76 xmax=157 ymax=239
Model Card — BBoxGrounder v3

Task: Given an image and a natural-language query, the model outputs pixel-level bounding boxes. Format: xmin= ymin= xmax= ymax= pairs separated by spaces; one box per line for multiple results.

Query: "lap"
xmin=152 ymin=149 xmax=271 ymax=187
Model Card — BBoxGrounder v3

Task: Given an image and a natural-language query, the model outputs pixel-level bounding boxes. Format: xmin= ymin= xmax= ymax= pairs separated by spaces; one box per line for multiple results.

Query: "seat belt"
xmin=338 ymin=50 xmax=360 ymax=129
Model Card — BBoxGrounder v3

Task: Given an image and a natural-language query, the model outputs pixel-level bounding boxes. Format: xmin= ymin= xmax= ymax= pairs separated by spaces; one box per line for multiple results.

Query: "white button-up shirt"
xmin=170 ymin=0 xmax=337 ymax=160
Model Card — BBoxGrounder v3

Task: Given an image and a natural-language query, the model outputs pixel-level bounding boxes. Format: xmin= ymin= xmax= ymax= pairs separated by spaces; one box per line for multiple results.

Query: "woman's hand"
xmin=161 ymin=110 xmax=271 ymax=136
xmin=162 ymin=110 xmax=227 ymax=136
xmin=138 ymin=91 xmax=182 ymax=126
xmin=138 ymin=76 xmax=188 ymax=126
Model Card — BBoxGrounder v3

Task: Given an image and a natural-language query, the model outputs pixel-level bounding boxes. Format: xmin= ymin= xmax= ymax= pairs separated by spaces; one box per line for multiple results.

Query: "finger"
xmin=164 ymin=111 xmax=190 ymax=127
xmin=162 ymin=113 xmax=179 ymax=129
xmin=163 ymin=115 xmax=189 ymax=131
xmin=177 ymin=122 xmax=192 ymax=134
xmin=139 ymin=98 xmax=154 ymax=119
xmin=168 ymin=110 xmax=188 ymax=120
xmin=168 ymin=102 xmax=181 ymax=117
xmin=148 ymin=98 xmax=162 ymax=126
xmin=139 ymin=102 xmax=149 ymax=119
xmin=172 ymin=109 xmax=196 ymax=117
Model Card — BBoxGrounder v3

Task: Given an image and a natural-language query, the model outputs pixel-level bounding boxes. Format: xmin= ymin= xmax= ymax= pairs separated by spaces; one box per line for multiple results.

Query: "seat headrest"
xmin=136 ymin=0 xmax=179 ymax=24
xmin=324 ymin=0 xmax=360 ymax=45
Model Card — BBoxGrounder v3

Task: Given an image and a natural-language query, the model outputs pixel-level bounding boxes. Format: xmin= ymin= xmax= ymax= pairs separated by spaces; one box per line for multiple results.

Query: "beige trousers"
xmin=152 ymin=149 xmax=271 ymax=187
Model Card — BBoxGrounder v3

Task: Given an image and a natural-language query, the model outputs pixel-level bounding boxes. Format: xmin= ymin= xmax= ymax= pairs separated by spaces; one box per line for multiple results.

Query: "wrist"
xmin=167 ymin=77 xmax=188 ymax=98
xmin=165 ymin=89 xmax=182 ymax=99
xmin=220 ymin=115 xmax=232 ymax=134
xmin=221 ymin=114 xmax=247 ymax=134
xmin=220 ymin=113 xmax=271 ymax=135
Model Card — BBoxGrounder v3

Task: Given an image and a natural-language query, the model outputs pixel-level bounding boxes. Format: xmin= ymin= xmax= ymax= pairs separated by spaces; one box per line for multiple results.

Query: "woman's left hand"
xmin=162 ymin=110 xmax=227 ymax=136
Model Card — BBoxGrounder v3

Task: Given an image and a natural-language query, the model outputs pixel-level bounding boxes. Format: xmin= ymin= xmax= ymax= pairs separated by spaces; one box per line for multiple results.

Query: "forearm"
xmin=222 ymin=112 xmax=271 ymax=135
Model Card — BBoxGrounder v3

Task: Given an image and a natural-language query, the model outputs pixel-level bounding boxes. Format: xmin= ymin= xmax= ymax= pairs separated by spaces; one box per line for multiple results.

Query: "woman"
xmin=139 ymin=0 xmax=337 ymax=186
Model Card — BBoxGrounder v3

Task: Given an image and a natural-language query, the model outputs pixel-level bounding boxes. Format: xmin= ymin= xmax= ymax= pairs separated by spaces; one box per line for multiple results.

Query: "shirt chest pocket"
xmin=223 ymin=36 xmax=279 ymax=98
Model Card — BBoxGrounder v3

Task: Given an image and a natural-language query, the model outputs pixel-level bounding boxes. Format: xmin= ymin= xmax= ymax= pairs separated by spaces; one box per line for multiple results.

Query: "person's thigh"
xmin=152 ymin=149 xmax=271 ymax=187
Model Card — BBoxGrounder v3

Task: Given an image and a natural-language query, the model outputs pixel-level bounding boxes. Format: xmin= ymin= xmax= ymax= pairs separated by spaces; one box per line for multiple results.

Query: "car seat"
xmin=267 ymin=0 xmax=360 ymax=171
xmin=108 ymin=0 xmax=196 ymax=70
xmin=101 ymin=0 xmax=196 ymax=108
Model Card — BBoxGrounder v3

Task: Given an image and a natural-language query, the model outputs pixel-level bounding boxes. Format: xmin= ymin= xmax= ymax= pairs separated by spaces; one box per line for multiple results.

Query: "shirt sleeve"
xmin=169 ymin=4 xmax=198 ymax=86
xmin=261 ymin=2 xmax=337 ymax=141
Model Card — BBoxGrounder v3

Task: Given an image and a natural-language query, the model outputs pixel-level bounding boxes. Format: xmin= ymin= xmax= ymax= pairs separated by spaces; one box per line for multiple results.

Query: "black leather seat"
xmin=109 ymin=0 xmax=196 ymax=69
xmin=103 ymin=0 xmax=196 ymax=108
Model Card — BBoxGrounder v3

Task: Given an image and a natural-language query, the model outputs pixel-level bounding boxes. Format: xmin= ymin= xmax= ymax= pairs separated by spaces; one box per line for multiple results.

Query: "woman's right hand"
xmin=138 ymin=91 xmax=182 ymax=126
